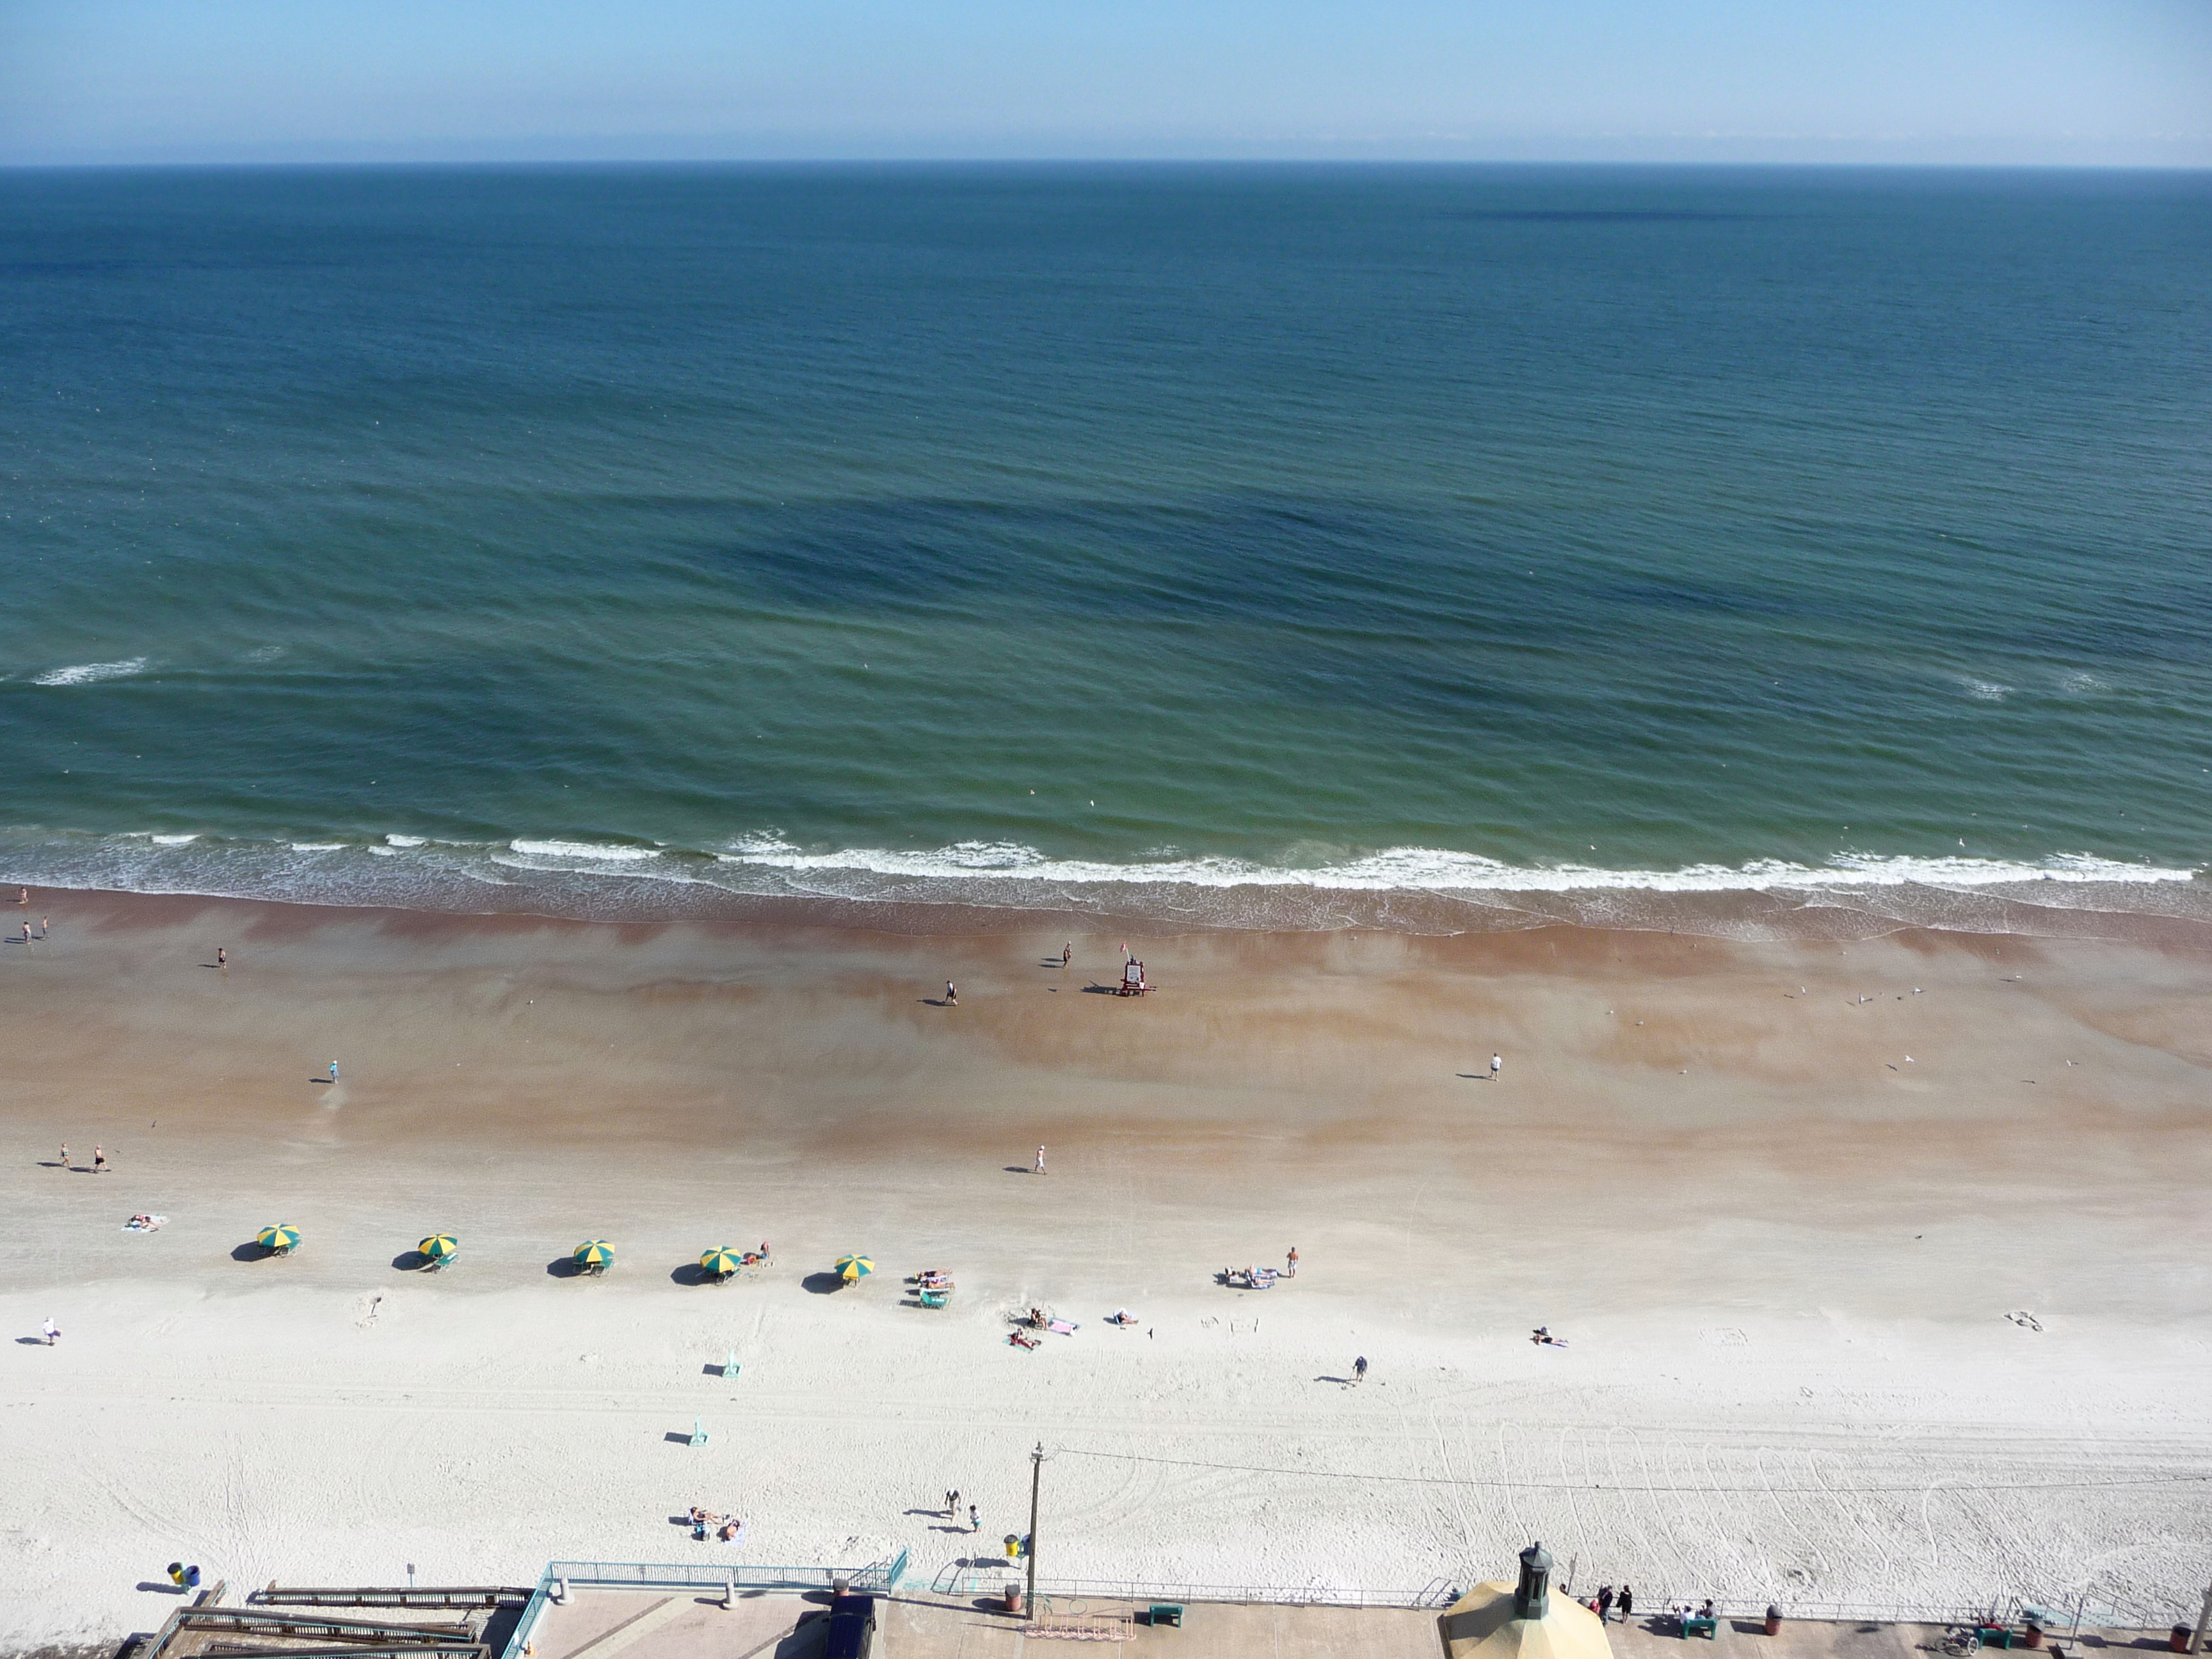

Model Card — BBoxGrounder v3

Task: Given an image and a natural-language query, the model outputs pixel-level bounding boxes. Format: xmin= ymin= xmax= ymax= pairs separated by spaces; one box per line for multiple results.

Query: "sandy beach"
xmin=2 ymin=892 xmax=2208 ymax=1652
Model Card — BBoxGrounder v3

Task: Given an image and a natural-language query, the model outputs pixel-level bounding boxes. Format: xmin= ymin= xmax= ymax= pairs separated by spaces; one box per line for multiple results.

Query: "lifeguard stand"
xmin=1116 ymin=958 xmax=1150 ymax=996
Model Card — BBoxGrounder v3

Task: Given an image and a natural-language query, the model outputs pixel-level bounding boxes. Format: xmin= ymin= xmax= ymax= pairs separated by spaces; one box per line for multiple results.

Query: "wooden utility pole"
xmin=1026 ymin=1443 xmax=1043 ymax=1614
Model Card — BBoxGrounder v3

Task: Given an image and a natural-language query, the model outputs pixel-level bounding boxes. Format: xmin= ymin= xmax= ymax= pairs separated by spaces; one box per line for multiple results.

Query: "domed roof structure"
xmin=1438 ymin=1543 xmax=1614 ymax=1659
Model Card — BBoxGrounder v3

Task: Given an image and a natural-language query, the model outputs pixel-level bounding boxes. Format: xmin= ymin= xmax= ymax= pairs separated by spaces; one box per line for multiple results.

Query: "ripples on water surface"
xmin=1 ymin=165 xmax=2208 ymax=933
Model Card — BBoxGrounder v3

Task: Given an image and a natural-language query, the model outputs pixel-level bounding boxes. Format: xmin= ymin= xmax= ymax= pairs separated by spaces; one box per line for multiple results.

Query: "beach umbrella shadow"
xmin=546 ymin=1256 xmax=586 ymax=1278
xmin=392 ymin=1251 xmax=430 ymax=1272
xmin=669 ymin=1263 xmax=712 ymax=1286
xmin=800 ymin=1271 xmax=846 ymax=1294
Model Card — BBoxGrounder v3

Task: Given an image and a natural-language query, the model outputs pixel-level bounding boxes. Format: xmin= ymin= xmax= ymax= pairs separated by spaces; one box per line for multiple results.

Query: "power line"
xmin=1057 ymin=1449 xmax=2212 ymax=1496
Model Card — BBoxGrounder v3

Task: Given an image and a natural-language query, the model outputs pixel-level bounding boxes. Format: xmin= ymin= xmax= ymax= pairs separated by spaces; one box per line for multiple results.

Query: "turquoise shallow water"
xmin=1 ymin=164 xmax=2208 ymax=933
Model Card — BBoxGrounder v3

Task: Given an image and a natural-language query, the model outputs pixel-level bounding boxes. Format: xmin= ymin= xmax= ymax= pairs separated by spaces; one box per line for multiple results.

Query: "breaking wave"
xmin=0 ymin=826 xmax=2200 ymax=942
xmin=31 ymin=658 xmax=150 ymax=687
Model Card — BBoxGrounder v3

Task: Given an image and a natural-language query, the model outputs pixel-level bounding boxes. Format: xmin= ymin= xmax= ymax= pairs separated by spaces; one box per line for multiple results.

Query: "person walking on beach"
xmin=216 ymin=947 xmax=227 ymax=968
xmin=968 ymin=1503 xmax=979 ymax=1534
xmin=92 ymin=1145 xmax=107 ymax=1175
xmin=329 ymin=1060 xmax=339 ymax=1082
xmin=41 ymin=1317 xmax=58 ymax=1346
xmin=1616 ymin=1585 xmax=1633 ymax=1623
xmin=1490 ymin=1052 xmax=1502 ymax=1081
xmin=1353 ymin=1355 xmax=1368 ymax=1383
xmin=38 ymin=917 xmax=49 ymax=939
xmin=1286 ymin=1247 xmax=1299 ymax=1277
xmin=1034 ymin=1144 xmax=1046 ymax=1176
xmin=56 ymin=1143 xmax=68 ymax=1171
xmin=1597 ymin=1586 xmax=1615 ymax=1621
xmin=1061 ymin=942 xmax=1071 ymax=968
xmin=945 ymin=981 xmax=958 ymax=1006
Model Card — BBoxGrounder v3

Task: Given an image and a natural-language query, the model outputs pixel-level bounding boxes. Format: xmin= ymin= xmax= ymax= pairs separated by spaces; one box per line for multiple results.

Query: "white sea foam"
xmin=712 ymin=836 xmax=2197 ymax=893
xmin=1962 ymin=679 xmax=2010 ymax=701
xmin=385 ymin=835 xmax=428 ymax=847
xmin=33 ymin=657 xmax=149 ymax=687
xmin=506 ymin=838 xmax=661 ymax=862
xmin=6 ymin=828 xmax=2198 ymax=942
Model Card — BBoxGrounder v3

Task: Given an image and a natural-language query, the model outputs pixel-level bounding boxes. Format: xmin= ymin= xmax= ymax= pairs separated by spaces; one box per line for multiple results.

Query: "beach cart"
xmin=573 ymin=1239 xmax=614 ymax=1276
xmin=257 ymin=1224 xmax=300 ymax=1257
xmin=419 ymin=1233 xmax=458 ymax=1271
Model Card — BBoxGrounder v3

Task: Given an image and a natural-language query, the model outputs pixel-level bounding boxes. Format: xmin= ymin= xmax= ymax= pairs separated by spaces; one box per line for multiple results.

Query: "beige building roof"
xmin=1438 ymin=1578 xmax=1616 ymax=1659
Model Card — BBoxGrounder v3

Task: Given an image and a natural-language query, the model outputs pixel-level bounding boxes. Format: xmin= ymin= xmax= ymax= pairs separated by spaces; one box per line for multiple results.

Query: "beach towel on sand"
xmin=1048 ymin=1318 xmax=1077 ymax=1335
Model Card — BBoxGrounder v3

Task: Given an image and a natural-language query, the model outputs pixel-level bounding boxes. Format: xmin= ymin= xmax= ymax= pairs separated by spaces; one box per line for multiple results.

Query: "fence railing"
xmin=1560 ymin=1589 xmax=2188 ymax=1637
xmin=1575 ymin=1596 xmax=2019 ymax=1626
xmin=499 ymin=1555 xmax=905 ymax=1659
xmin=926 ymin=1565 xmax=1461 ymax=1609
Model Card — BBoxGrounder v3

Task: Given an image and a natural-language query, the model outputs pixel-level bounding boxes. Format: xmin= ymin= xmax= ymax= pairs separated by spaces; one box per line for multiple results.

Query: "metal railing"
xmin=1557 ymin=1590 xmax=2186 ymax=1636
xmin=926 ymin=1564 xmax=1461 ymax=1610
xmin=498 ymin=1553 xmax=906 ymax=1659
xmin=250 ymin=1587 xmax=531 ymax=1610
xmin=1578 ymin=1596 xmax=2021 ymax=1626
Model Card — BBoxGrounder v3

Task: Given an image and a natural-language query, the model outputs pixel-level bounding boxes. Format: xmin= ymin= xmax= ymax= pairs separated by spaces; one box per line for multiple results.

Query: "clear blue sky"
xmin=4 ymin=0 xmax=2209 ymax=167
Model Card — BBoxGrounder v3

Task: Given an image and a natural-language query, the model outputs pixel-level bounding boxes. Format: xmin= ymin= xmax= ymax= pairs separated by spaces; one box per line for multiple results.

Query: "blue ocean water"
xmin=1 ymin=164 xmax=2208 ymax=933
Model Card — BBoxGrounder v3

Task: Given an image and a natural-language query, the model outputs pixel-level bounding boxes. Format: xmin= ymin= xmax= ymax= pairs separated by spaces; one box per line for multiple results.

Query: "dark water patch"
xmin=1450 ymin=210 xmax=1763 ymax=223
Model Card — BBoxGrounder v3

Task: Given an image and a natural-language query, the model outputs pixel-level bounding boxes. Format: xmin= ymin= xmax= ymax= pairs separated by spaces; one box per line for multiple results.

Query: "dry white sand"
xmin=1 ymin=895 xmax=2208 ymax=1651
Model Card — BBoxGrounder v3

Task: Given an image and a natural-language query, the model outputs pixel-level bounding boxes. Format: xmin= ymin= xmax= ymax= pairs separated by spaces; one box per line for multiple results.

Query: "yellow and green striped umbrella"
xmin=835 ymin=1253 xmax=874 ymax=1282
xmin=419 ymin=1233 xmax=458 ymax=1261
xmin=257 ymin=1224 xmax=300 ymax=1253
xmin=700 ymin=1247 xmax=742 ymax=1276
xmin=573 ymin=1239 xmax=614 ymax=1269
